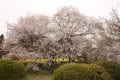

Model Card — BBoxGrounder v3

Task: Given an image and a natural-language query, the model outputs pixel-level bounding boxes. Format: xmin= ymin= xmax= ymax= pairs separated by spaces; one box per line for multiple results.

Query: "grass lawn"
xmin=24 ymin=71 xmax=53 ymax=80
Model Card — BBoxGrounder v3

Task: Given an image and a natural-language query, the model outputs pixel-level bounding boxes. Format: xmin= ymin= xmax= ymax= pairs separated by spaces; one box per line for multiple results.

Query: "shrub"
xmin=93 ymin=60 xmax=120 ymax=80
xmin=53 ymin=63 xmax=112 ymax=80
xmin=3 ymin=53 xmax=23 ymax=61
xmin=26 ymin=62 xmax=39 ymax=71
xmin=0 ymin=60 xmax=25 ymax=80
xmin=41 ymin=61 xmax=62 ymax=72
xmin=22 ymin=59 xmax=66 ymax=72
xmin=22 ymin=59 xmax=34 ymax=66
xmin=0 ymin=49 xmax=7 ymax=58
xmin=22 ymin=59 xmax=40 ymax=72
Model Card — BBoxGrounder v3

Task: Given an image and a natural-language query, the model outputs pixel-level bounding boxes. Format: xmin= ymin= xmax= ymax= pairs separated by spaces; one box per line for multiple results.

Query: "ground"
xmin=24 ymin=71 xmax=52 ymax=80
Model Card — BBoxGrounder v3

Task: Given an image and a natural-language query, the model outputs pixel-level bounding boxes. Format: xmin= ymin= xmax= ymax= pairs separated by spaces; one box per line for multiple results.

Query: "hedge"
xmin=0 ymin=60 xmax=25 ymax=80
xmin=53 ymin=63 xmax=112 ymax=80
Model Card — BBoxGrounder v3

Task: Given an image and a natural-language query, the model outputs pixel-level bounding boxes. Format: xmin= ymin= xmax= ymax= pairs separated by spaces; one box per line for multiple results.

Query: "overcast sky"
xmin=0 ymin=0 xmax=119 ymax=34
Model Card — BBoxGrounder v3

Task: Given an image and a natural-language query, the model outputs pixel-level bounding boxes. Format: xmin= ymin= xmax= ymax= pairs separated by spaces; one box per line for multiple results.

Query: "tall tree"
xmin=6 ymin=15 xmax=49 ymax=53
xmin=104 ymin=8 xmax=120 ymax=62
xmin=51 ymin=6 xmax=104 ymax=62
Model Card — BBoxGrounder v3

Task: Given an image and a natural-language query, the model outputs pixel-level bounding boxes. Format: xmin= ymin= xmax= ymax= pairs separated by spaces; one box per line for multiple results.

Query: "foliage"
xmin=22 ymin=59 xmax=68 ymax=72
xmin=22 ymin=59 xmax=39 ymax=72
xmin=53 ymin=58 xmax=69 ymax=62
xmin=102 ymin=8 xmax=120 ymax=62
xmin=0 ymin=50 xmax=7 ymax=58
xmin=25 ymin=62 xmax=40 ymax=72
xmin=0 ymin=34 xmax=4 ymax=46
xmin=53 ymin=63 xmax=112 ymax=80
xmin=6 ymin=15 xmax=49 ymax=53
xmin=93 ymin=60 xmax=120 ymax=80
xmin=0 ymin=60 xmax=25 ymax=80
xmin=0 ymin=34 xmax=6 ymax=58
xmin=5 ymin=6 xmax=120 ymax=63
xmin=3 ymin=53 xmax=23 ymax=61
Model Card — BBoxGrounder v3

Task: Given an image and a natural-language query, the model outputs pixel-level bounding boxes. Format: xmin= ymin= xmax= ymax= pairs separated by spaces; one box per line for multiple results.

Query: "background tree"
xmin=0 ymin=34 xmax=7 ymax=58
xmin=51 ymin=6 xmax=104 ymax=62
xmin=6 ymin=15 xmax=49 ymax=54
xmin=4 ymin=6 xmax=119 ymax=63
xmin=0 ymin=34 xmax=4 ymax=48
xmin=104 ymin=8 xmax=120 ymax=62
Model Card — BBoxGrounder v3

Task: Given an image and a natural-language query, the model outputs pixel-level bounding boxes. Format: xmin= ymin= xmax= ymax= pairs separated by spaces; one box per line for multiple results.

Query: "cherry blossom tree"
xmin=5 ymin=15 xmax=50 ymax=54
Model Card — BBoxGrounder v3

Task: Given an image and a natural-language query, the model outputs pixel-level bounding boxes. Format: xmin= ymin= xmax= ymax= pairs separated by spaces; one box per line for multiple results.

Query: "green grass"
xmin=24 ymin=71 xmax=53 ymax=80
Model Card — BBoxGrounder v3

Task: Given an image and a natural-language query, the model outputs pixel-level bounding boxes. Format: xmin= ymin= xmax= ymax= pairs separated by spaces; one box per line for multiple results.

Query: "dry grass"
xmin=24 ymin=71 xmax=53 ymax=80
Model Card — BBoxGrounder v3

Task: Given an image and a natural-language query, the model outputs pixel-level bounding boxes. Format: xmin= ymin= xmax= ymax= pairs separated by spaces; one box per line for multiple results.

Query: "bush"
xmin=40 ymin=61 xmax=62 ymax=72
xmin=0 ymin=60 xmax=25 ymax=80
xmin=22 ymin=59 xmax=39 ymax=72
xmin=93 ymin=60 xmax=120 ymax=80
xmin=22 ymin=59 xmax=67 ymax=72
xmin=53 ymin=63 xmax=112 ymax=80
xmin=26 ymin=62 xmax=40 ymax=72
xmin=22 ymin=59 xmax=34 ymax=66
xmin=0 ymin=49 xmax=7 ymax=58
xmin=3 ymin=53 xmax=23 ymax=61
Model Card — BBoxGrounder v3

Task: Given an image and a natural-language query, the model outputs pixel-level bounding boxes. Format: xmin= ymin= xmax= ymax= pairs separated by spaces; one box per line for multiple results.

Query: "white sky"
xmin=0 ymin=0 xmax=119 ymax=34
